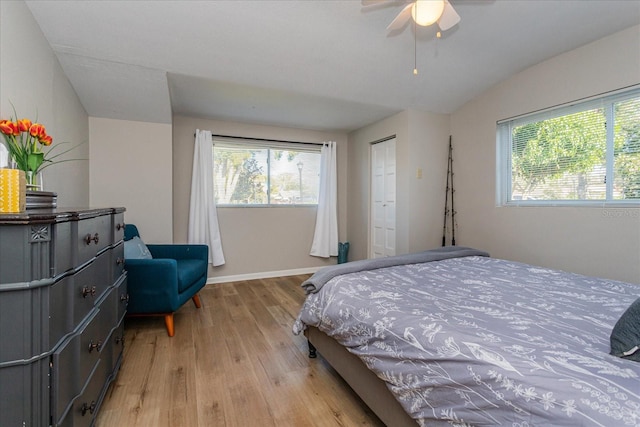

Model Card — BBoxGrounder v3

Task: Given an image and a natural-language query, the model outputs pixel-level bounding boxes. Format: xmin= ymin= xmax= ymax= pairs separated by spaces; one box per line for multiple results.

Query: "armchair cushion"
xmin=124 ymin=236 xmax=153 ymax=259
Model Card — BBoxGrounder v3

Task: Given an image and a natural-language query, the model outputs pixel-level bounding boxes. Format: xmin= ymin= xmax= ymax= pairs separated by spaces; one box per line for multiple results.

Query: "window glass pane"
xmin=213 ymin=144 xmax=321 ymax=206
xmin=214 ymin=146 xmax=267 ymax=204
xmin=270 ymin=150 xmax=320 ymax=205
xmin=511 ymin=108 xmax=606 ymax=201
xmin=613 ymin=97 xmax=640 ymax=200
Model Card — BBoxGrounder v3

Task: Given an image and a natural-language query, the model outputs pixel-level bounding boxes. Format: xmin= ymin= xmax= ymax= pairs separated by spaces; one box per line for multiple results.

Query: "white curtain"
xmin=310 ymin=141 xmax=338 ymax=258
xmin=188 ymin=129 xmax=225 ymax=266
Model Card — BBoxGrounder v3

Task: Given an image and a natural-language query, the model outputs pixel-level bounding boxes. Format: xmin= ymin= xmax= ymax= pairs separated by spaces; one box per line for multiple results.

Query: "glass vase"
xmin=25 ymin=170 xmax=43 ymax=191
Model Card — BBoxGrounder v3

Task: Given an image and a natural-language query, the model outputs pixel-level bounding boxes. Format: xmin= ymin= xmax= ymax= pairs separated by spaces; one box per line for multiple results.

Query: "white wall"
xmin=0 ymin=0 xmax=89 ymax=207
xmin=89 ymin=117 xmax=173 ymax=243
xmin=451 ymin=25 xmax=640 ymax=284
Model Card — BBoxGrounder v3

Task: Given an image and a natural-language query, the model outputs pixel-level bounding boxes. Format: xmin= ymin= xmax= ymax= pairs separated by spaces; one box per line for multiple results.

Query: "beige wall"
xmin=172 ymin=115 xmax=348 ymax=280
xmin=451 ymin=25 xmax=640 ymax=284
xmin=0 ymin=0 xmax=89 ymax=207
xmin=347 ymin=109 xmax=450 ymax=261
xmin=89 ymin=117 xmax=173 ymax=243
xmin=407 ymin=109 xmax=451 ymax=252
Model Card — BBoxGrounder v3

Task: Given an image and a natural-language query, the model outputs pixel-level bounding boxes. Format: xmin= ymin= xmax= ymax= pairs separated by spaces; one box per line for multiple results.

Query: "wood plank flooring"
xmin=96 ymin=275 xmax=385 ymax=427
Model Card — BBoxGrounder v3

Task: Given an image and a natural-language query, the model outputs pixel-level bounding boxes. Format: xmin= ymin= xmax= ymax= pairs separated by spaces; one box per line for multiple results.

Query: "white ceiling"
xmin=25 ymin=0 xmax=640 ymax=132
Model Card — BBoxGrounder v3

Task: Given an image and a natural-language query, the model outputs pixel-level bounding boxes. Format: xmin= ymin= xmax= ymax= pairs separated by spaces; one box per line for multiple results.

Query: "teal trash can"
xmin=338 ymin=242 xmax=350 ymax=264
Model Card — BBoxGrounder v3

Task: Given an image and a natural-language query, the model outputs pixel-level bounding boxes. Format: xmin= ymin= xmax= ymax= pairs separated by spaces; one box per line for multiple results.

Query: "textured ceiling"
xmin=25 ymin=0 xmax=640 ymax=132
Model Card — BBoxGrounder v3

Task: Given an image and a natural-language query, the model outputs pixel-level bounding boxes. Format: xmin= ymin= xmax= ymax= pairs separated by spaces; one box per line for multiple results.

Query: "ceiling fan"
xmin=363 ymin=0 xmax=461 ymax=33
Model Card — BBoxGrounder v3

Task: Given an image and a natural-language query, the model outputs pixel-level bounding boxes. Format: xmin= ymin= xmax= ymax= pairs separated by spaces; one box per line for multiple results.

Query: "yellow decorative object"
xmin=0 ymin=168 xmax=26 ymax=213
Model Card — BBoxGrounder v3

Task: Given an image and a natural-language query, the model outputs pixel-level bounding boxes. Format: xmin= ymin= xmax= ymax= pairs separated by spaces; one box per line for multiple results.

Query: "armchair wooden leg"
xmin=192 ymin=293 xmax=202 ymax=309
xmin=164 ymin=313 xmax=175 ymax=337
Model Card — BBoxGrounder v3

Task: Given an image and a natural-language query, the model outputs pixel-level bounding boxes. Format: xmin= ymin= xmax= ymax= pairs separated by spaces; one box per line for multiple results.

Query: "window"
xmin=213 ymin=138 xmax=321 ymax=206
xmin=497 ymin=87 xmax=640 ymax=205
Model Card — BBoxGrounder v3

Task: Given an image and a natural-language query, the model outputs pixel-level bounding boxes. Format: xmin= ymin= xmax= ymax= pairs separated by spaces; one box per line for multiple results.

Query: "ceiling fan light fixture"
xmin=411 ymin=0 xmax=445 ymax=26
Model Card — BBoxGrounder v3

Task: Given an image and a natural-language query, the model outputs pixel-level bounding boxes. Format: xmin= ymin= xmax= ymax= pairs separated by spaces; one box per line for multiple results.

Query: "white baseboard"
xmin=206 ymin=266 xmax=321 ymax=285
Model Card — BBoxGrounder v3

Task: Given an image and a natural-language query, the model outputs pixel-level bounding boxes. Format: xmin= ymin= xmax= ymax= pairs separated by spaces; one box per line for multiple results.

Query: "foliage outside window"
xmin=497 ymin=88 xmax=640 ymax=205
xmin=213 ymin=140 xmax=321 ymax=206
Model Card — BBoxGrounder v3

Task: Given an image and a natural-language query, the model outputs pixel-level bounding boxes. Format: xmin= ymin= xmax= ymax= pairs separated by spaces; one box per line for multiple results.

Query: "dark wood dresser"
xmin=0 ymin=207 xmax=127 ymax=426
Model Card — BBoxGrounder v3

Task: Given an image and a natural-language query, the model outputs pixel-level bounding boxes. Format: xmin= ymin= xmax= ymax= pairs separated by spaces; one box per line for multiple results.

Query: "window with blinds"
xmin=497 ymin=87 xmax=640 ymax=205
xmin=213 ymin=138 xmax=321 ymax=206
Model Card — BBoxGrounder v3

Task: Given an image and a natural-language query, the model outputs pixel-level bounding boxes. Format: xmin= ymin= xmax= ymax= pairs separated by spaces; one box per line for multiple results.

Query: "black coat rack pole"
xmin=442 ymin=136 xmax=451 ymax=247
xmin=450 ymin=138 xmax=456 ymax=246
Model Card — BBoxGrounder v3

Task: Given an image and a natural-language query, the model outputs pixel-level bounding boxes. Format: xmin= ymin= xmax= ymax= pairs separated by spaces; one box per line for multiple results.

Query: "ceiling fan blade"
xmin=386 ymin=4 xmax=413 ymax=31
xmin=437 ymin=0 xmax=461 ymax=31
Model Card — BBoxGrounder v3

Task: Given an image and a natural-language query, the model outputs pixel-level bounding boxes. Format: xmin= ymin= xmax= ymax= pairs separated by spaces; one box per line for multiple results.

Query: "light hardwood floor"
xmin=96 ymin=275 xmax=385 ymax=427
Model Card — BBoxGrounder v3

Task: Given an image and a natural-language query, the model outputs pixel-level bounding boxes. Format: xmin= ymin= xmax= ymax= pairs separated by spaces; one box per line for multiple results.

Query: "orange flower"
xmin=0 ymin=120 xmax=19 ymax=136
xmin=40 ymin=135 xmax=53 ymax=146
xmin=29 ymin=123 xmax=46 ymax=139
xmin=0 ymin=120 xmax=13 ymax=135
xmin=17 ymin=118 xmax=32 ymax=132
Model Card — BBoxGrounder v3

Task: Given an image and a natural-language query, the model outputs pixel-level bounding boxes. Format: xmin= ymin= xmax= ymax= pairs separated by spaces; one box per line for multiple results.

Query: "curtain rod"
xmin=194 ymin=132 xmax=324 ymax=147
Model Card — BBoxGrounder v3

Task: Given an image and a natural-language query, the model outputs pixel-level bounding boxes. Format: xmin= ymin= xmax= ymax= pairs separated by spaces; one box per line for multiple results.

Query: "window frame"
xmin=212 ymin=137 xmax=322 ymax=207
xmin=496 ymin=86 xmax=640 ymax=207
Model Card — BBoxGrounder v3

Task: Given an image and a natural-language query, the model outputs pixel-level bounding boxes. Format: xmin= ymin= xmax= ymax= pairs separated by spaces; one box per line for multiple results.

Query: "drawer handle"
xmin=115 ymin=335 xmax=125 ymax=345
xmin=116 ymin=222 xmax=125 ymax=231
xmin=116 ymin=257 xmax=125 ymax=266
xmin=88 ymin=340 xmax=103 ymax=353
xmin=120 ymin=293 xmax=130 ymax=304
xmin=81 ymin=286 xmax=97 ymax=298
xmin=81 ymin=401 xmax=96 ymax=416
xmin=84 ymin=233 xmax=99 ymax=245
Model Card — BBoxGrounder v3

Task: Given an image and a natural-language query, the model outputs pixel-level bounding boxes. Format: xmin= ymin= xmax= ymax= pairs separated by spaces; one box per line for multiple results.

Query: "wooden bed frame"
xmin=305 ymin=326 xmax=417 ymax=427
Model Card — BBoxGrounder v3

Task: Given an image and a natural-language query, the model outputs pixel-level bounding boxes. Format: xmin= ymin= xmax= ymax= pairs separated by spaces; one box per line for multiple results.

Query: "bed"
xmin=293 ymin=247 xmax=640 ymax=426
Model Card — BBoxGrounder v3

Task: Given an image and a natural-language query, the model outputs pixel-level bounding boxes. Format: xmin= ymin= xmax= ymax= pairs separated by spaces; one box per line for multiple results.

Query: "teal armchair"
xmin=124 ymin=224 xmax=209 ymax=336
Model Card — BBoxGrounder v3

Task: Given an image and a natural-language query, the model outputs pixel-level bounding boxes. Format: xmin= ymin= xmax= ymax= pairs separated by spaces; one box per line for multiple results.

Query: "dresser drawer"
xmin=51 ymin=309 xmax=102 ymax=425
xmin=53 ymin=295 xmax=117 ymax=424
xmin=58 ymin=360 xmax=105 ymax=427
xmin=75 ymin=216 xmax=111 ymax=266
xmin=73 ymin=251 xmax=111 ymax=325
xmin=56 ymin=313 xmax=125 ymax=427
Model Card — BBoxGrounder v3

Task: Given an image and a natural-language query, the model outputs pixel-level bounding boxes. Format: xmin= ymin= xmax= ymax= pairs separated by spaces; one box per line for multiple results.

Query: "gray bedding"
xmin=300 ymin=246 xmax=489 ymax=293
xmin=294 ymin=252 xmax=640 ymax=426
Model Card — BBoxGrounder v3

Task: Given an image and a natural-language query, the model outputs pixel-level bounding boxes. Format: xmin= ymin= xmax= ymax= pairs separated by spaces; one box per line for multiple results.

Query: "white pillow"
xmin=124 ymin=236 xmax=153 ymax=259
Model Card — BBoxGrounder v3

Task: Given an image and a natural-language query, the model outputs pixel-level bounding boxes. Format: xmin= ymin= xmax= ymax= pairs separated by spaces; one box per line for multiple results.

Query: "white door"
xmin=370 ymin=138 xmax=396 ymax=258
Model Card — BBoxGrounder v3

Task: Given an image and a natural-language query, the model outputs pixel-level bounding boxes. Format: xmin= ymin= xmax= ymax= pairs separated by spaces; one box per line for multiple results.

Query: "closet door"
xmin=370 ymin=138 xmax=396 ymax=258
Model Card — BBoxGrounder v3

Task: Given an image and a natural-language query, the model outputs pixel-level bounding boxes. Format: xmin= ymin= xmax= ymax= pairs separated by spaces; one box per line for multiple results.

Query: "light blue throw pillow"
xmin=124 ymin=236 xmax=153 ymax=259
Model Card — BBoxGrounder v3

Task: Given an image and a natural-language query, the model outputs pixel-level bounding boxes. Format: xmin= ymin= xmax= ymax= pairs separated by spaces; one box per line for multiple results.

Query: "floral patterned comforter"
xmin=294 ymin=255 xmax=640 ymax=426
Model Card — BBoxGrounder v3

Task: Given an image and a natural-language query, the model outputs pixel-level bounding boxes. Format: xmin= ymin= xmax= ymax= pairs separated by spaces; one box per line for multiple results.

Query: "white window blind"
xmin=497 ymin=87 xmax=640 ymax=205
